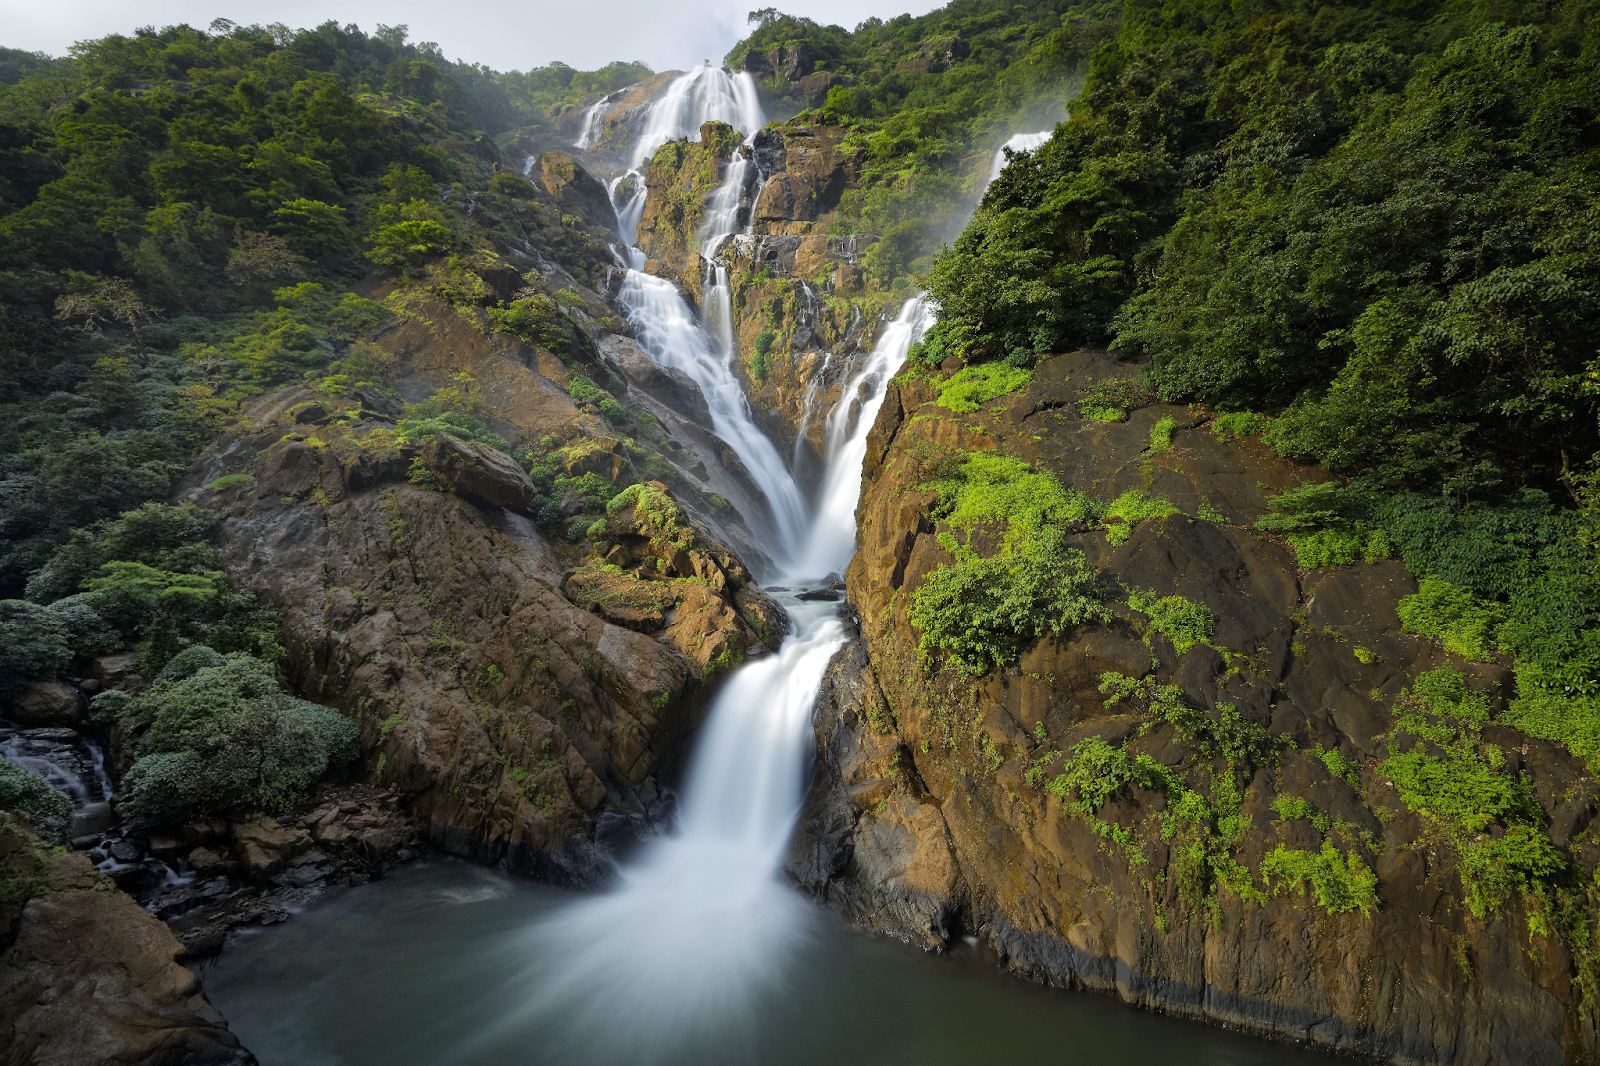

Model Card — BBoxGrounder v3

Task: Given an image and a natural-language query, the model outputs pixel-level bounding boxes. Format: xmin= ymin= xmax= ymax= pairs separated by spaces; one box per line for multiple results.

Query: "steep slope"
xmin=787 ymin=351 xmax=1595 ymax=1063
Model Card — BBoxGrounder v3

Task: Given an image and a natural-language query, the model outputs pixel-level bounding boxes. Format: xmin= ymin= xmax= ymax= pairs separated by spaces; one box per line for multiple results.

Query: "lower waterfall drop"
xmin=501 ymin=295 xmax=930 ymax=1061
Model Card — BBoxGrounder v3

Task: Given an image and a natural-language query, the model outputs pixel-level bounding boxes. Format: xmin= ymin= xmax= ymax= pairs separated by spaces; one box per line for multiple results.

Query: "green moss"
xmin=1260 ymin=842 xmax=1379 ymax=917
xmin=204 ymin=473 xmax=254 ymax=492
xmin=1147 ymin=416 xmax=1178 ymax=455
xmin=568 ymin=375 xmax=626 ymax=423
xmin=934 ymin=363 xmax=1032 ymax=413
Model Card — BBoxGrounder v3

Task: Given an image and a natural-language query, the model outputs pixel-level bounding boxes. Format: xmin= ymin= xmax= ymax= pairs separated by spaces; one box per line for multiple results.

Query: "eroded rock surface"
xmin=0 ymin=819 xmax=252 ymax=1066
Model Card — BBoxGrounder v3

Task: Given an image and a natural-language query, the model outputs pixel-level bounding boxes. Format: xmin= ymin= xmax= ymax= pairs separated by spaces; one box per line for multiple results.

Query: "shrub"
xmin=1287 ymin=528 xmax=1392 ymax=570
xmin=1127 ymin=591 xmax=1215 ymax=654
xmin=1210 ymin=412 xmax=1269 ymax=441
xmin=1261 ymin=842 xmax=1379 ymax=917
xmin=910 ymin=550 xmax=1103 ymax=674
xmin=0 ymin=761 xmax=73 ymax=844
xmin=934 ymin=363 xmax=1032 ymax=413
xmin=115 ymin=653 xmax=359 ymax=827
xmin=366 ymin=219 xmax=453 ymax=272
xmin=1103 ymin=489 xmax=1178 ymax=525
xmin=1376 ymin=669 xmax=1561 ymax=918
xmin=1397 ymin=578 xmax=1503 ymax=660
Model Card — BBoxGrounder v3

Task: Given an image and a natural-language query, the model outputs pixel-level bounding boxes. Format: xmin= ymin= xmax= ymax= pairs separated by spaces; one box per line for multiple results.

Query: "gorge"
xmin=2 ymin=4 xmax=1599 ymax=1065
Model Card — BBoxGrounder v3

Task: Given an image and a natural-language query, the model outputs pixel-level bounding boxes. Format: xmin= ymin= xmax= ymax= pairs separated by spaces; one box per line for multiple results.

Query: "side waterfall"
xmin=987 ymin=129 xmax=1054 ymax=183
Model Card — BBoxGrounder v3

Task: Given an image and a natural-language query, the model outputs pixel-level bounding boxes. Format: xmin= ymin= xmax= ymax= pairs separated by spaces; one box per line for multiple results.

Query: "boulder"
xmin=598 ymin=335 xmax=712 ymax=424
xmin=5 ymin=681 xmax=84 ymax=729
xmin=0 ymin=821 xmax=253 ymax=1065
xmin=418 ymin=434 xmax=536 ymax=512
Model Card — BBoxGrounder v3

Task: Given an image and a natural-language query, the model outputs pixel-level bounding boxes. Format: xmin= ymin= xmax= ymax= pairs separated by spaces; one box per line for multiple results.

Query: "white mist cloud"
xmin=0 ymin=0 xmax=942 ymax=73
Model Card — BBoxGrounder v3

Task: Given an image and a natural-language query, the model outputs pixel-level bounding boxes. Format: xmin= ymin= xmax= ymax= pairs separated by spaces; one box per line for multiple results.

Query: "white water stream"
xmin=504 ymin=67 xmax=931 ymax=1056
xmin=987 ymin=129 xmax=1054 ymax=183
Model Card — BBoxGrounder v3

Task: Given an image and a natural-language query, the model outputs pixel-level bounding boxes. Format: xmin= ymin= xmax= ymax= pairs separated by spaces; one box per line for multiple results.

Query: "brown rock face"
xmin=0 ymin=821 xmax=252 ymax=1065
xmin=788 ymin=349 xmax=1593 ymax=1065
xmin=182 ymin=369 xmax=778 ymax=880
xmin=750 ymin=125 xmax=863 ymax=228
xmin=418 ymin=434 xmax=536 ymax=512
xmin=569 ymin=481 xmax=789 ymax=675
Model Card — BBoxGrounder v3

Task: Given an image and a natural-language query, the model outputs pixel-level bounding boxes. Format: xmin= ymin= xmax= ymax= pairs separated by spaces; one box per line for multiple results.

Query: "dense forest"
xmin=0 ymin=21 xmax=648 ymax=825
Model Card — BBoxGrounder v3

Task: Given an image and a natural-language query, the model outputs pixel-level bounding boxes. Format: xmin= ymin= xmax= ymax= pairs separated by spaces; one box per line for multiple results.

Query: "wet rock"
xmin=5 ymin=680 xmax=85 ymax=729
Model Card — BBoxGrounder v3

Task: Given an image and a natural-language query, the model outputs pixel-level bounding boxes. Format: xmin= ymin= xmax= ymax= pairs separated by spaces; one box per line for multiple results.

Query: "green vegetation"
xmin=1126 ymin=591 xmax=1215 ymax=656
xmin=934 ymin=363 xmax=1032 ymax=413
xmin=1260 ymin=842 xmax=1379 ymax=918
xmin=100 ymin=647 xmax=359 ymax=827
xmin=0 ymin=760 xmax=73 ymax=844
xmin=909 ymin=450 xmax=1103 ymax=673
xmin=734 ymin=3 xmax=1116 ymax=292
xmin=1376 ymin=669 xmax=1562 ymax=920
xmin=567 ymin=374 xmax=626 ymax=423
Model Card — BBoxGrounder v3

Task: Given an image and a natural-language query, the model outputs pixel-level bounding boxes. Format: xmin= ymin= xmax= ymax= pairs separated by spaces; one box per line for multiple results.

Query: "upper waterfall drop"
xmin=632 ymin=66 xmax=766 ymax=167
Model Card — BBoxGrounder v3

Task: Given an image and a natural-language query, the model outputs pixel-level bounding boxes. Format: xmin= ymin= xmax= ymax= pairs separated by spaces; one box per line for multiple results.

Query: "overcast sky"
xmin=1 ymin=0 xmax=944 ymax=72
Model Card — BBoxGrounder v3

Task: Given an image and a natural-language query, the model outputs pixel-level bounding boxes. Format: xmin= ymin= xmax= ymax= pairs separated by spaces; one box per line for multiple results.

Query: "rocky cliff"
xmin=787 ymin=349 xmax=1595 ymax=1065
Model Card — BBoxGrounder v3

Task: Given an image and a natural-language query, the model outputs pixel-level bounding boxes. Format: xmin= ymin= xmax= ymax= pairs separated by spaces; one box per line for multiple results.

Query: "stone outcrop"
xmin=788 ymin=349 xmax=1594 ymax=1065
xmin=749 ymin=125 xmax=863 ymax=231
xmin=180 ymin=342 xmax=782 ymax=881
xmin=635 ymin=122 xmax=745 ymax=271
xmin=569 ymin=481 xmax=789 ymax=674
xmin=417 ymin=434 xmax=536 ymax=512
xmin=0 ymin=818 xmax=253 ymax=1066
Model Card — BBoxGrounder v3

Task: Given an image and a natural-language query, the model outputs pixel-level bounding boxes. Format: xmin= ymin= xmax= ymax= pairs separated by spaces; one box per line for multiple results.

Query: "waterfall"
xmin=572 ymin=97 xmax=609 ymax=150
xmin=790 ymin=298 xmax=934 ymax=579
xmin=504 ymin=68 xmax=939 ymax=1059
xmin=607 ymin=83 xmax=803 ymax=556
xmin=631 ymin=66 xmax=765 ymax=168
xmin=613 ymin=269 xmax=807 ymax=554
xmin=507 ymin=289 xmax=932 ymax=1059
xmin=988 ymin=129 xmax=1053 ymax=183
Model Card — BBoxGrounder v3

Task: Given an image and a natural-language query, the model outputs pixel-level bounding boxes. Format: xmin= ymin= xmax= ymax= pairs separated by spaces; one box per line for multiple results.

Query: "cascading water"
xmin=572 ymin=97 xmax=608 ymax=150
xmin=614 ymin=270 xmax=808 ymax=555
xmin=988 ymin=129 xmax=1054 ymax=183
xmin=792 ymin=298 xmax=934 ymax=578
xmin=500 ymin=292 xmax=927 ymax=1059
xmin=631 ymin=65 xmax=764 ymax=168
xmin=604 ymin=69 xmax=805 ymax=556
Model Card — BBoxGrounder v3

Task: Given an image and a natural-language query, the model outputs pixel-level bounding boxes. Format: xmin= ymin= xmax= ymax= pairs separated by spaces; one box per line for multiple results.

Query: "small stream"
xmin=203 ymin=859 xmax=1331 ymax=1066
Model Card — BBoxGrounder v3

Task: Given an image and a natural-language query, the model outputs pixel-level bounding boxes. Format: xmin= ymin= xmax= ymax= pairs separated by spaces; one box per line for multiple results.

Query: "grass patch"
xmin=935 ymin=363 xmax=1032 ymax=413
